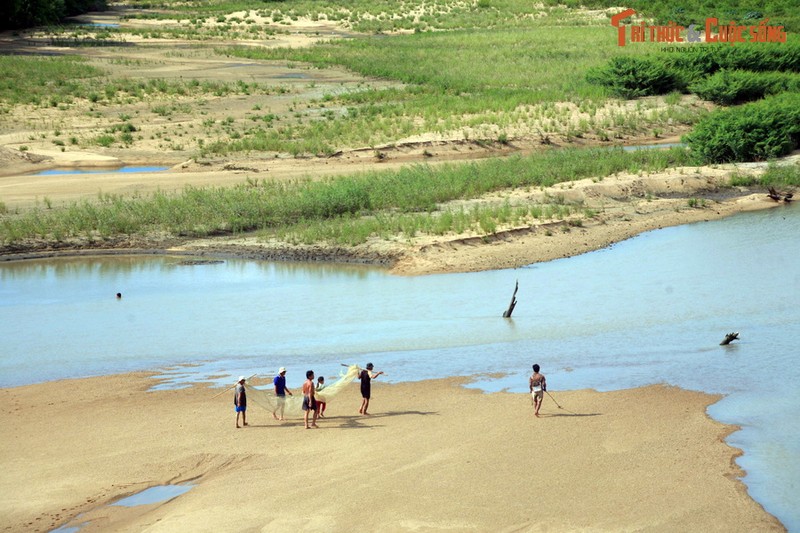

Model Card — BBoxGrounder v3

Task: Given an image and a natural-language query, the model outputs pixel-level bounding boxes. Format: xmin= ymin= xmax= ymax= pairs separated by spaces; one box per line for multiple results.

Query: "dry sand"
xmin=0 ymin=373 xmax=785 ymax=532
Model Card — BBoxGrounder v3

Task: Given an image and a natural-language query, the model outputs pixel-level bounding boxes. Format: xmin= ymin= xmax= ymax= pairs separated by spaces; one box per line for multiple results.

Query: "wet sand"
xmin=0 ymin=373 xmax=784 ymax=532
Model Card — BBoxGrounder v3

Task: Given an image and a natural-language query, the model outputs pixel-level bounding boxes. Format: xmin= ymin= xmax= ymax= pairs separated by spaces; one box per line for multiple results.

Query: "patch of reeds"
xmin=760 ymin=163 xmax=800 ymax=187
xmin=0 ymin=147 xmax=695 ymax=245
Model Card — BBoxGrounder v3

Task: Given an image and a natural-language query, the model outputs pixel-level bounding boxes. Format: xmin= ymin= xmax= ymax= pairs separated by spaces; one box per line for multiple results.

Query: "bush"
xmin=0 ymin=0 xmax=107 ymax=30
xmin=587 ymin=43 xmax=800 ymax=99
xmin=689 ymin=70 xmax=800 ymax=105
xmin=586 ymin=56 xmax=680 ymax=98
xmin=667 ymin=43 xmax=800 ymax=84
xmin=683 ymin=92 xmax=800 ymax=163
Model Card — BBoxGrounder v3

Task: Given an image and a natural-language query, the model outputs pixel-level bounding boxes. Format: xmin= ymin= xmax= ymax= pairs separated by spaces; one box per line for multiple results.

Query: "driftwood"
xmin=720 ymin=332 xmax=739 ymax=345
xmin=502 ymin=280 xmax=519 ymax=318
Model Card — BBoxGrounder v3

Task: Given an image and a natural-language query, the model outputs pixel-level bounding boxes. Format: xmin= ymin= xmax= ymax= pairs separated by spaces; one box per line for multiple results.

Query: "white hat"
xmin=279 ymin=367 xmax=287 ymax=373
xmin=238 ymin=376 xmax=246 ymax=382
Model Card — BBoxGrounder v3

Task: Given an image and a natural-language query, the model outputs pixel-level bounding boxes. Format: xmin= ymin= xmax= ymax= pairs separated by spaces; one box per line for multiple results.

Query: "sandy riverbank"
xmin=2 ymin=148 xmax=795 ymax=275
xmin=0 ymin=373 xmax=784 ymax=532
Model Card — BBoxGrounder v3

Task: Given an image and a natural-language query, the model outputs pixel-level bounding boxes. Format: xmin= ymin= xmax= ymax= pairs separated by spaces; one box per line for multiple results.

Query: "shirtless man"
xmin=302 ymin=370 xmax=319 ymax=429
xmin=529 ymin=364 xmax=546 ymax=417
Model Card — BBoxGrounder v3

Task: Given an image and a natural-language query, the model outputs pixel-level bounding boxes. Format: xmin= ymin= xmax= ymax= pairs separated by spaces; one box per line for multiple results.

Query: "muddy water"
xmin=1 ymin=204 xmax=799 ymax=530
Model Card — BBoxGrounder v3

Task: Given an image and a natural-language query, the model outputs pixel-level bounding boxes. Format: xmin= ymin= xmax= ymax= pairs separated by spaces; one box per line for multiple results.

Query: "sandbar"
xmin=0 ymin=373 xmax=784 ymax=532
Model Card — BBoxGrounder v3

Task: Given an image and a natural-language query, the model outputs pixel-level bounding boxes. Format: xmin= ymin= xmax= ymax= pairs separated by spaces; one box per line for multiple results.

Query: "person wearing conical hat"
xmin=272 ymin=367 xmax=293 ymax=421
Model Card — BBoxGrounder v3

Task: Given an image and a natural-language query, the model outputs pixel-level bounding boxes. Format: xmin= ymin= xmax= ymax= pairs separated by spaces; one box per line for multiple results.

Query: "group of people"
xmin=235 ymin=362 xmax=546 ymax=428
xmin=234 ymin=363 xmax=384 ymax=429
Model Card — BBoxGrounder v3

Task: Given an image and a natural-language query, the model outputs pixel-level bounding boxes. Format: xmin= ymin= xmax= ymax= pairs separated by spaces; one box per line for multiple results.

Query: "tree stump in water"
xmin=503 ymin=280 xmax=519 ymax=318
xmin=720 ymin=332 xmax=739 ymax=345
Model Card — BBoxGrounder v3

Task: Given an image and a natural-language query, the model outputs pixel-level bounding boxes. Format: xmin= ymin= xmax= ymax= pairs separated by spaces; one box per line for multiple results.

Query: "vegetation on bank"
xmin=684 ymin=92 xmax=800 ymax=163
xmin=4 ymin=21 xmax=706 ymax=157
xmin=689 ymin=70 xmax=800 ymax=106
xmin=210 ymin=27 xmax=702 ymax=156
xmin=0 ymin=147 xmax=696 ymax=245
xmin=587 ymin=42 xmax=800 ymax=100
xmin=587 ymin=42 xmax=800 ymax=163
xmin=2 ymin=0 xmax=798 ymax=251
xmin=114 ymin=0 xmax=800 ymax=34
xmin=0 ymin=55 xmax=282 ymax=108
xmin=0 ymin=0 xmax=107 ymax=30
xmin=603 ymin=0 xmax=799 ymax=33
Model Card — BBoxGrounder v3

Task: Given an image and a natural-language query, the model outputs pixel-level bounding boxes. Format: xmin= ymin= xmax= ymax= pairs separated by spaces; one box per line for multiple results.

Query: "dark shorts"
xmin=302 ymin=397 xmax=317 ymax=411
xmin=235 ymin=405 xmax=246 ymax=412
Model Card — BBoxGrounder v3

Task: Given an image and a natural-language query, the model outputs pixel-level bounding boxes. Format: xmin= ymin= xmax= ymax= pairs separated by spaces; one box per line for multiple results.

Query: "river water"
xmin=1 ymin=204 xmax=798 ymax=530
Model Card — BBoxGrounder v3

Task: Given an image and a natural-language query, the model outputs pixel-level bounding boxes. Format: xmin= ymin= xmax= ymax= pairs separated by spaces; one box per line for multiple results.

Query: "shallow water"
xmin=31 ymin=166 xmax=169 ymax=176
xmin=111 ymin=485 xmax=193 ymax=507
xmin=2 ymin=203 xmax=798 ymax=530
xmin=621 ymin=142 xmax=685 ymax=151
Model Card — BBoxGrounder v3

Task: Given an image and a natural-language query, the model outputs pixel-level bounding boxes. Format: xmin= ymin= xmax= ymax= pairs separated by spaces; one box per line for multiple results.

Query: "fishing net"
xmin=244 ymin=364 xmax=361 ymax=418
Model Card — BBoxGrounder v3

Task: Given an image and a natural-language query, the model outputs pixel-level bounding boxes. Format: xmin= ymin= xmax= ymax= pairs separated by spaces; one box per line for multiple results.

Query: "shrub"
xmin=94 ymin=134 xmax=115 ymax=147
xmin=668 ymin=43 xmax=800 ymax=80
xmin=683 ymin=92 xmax=800 ymax=163
xmin=586 ymin=56 xmax=680 ymax=98
xmin=587 ymin=43 xmax=800 ymax=99
xmin=690 ymin=70 xmax=800 ymax=105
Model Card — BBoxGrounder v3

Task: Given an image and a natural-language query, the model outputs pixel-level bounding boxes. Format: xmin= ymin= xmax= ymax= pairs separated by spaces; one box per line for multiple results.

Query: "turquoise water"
xmin=1 ymin=204 xmax=798 ymax=530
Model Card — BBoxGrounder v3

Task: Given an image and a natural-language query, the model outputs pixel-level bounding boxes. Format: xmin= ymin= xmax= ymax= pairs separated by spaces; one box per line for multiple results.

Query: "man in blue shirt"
xmin=273 ymin=367 xmax=293 ymax=420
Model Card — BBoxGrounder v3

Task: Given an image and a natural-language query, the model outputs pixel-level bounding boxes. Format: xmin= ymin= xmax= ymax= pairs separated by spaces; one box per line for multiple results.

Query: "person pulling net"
xmin=245 ymin=364 xmax=361 ymax=418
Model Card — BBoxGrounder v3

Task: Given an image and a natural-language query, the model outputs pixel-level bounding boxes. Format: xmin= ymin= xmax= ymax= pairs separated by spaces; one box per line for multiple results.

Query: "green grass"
xmin=760 ymin=162 xmax=800 ymax=187
xmin=0 ymin=147 xmax=695 ymax=245
xmin=0 ymin=55 xmax=102 ymax=106
xmin=207 ymin=26 xmax=698 ymax=156
xmin=0 ymin=55 xmax=280 ymax=108
xmin=117 ymin=0 xmax=614 ymax=32
xmin=6 ymin=4 xmax=706 ymax=158
xmin=223 ymin=27 xmax=628 ymax=103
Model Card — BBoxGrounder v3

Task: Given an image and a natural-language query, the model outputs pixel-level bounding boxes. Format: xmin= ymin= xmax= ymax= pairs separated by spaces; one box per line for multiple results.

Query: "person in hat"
xmin=358 ymin=363 xmax=383 ymax=415
xmin=273 ymin=367 xmax=293 ymax=421
xmin=316 ymin=375 xmax=327 ymax=418
xmin=234 ymin=376 xmax=248 ymax=428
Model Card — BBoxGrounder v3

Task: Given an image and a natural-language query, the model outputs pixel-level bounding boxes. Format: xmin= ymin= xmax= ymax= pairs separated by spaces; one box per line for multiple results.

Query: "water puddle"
xmin=48 ymin=484 xmax=194 ymax=532
xmin=621 ymin=142 xmax=686 ymax=151
xmin=33 ymin=166 xmax=169 ymax=176
xmin=111 ymin=484 xmax=194 ymax=507
xmin=50 ymin=526 xmax=82 ymax=533
xmin=79 ymin=23 xmax=120 ymax=28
